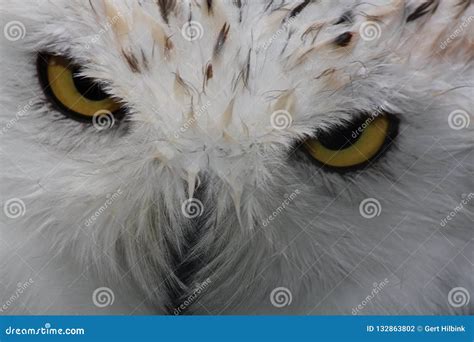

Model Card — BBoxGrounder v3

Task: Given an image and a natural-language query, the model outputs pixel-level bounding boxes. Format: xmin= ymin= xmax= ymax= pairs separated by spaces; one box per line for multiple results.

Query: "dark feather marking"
xmin=334 ymin=10 xmax=353 ymax=25
xmin=455 ymin=0 xmax=473 ymax=18
xmin=288 ymin=0 xmax=310 ymax=19
xmin=187 ymin=2 xmax=193 ymax=23
xmin=233 ymin=49 xmax=252 ymax=91
xmin=333 ymin=31 xmax=353 ymax=47
xmin=406 ymin=0 xmax=438 ymax=22
xmin=88 ymin=0 xmax=97 ymax=14
xmin=205 ymin=63 xmax=213 ymax=82
xmin=243 ymin=48 xmax=251 ymax=88
xmin=214 ymin=23 xmax=230 ymax=58
xmin=264 ymin=0 xmax=277 ymax=13
xmin=314 ymin=68 xmax=336 ymax=80
xmin=233 ymin=0 xmax=243 ymax=22
xmin=122 ymin=49 xmax=140 ymax=73
xmin=140 ymin=49 xmax=149 ymax=70
xmin=174 ymin=72 xmax=193 ymax=96
xmin=203 ymin=63 xmax=213 ymax=91
xmin=156 ymin=0 xmax=176 ymax=24
xmin=301 ymin=23 xmax=324 ymax=45
xmin=206 ymin=0 xmax=213 ymax=14
xmin=280 ymin=28 xmax=295 ymax=56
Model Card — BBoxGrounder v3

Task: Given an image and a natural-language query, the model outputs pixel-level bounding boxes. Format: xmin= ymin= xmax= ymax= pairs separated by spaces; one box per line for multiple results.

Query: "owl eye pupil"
xmin=318 ymin=120 xmax=363 ymax=150
xmin=71 ymin=69 xmax=109 ymax=102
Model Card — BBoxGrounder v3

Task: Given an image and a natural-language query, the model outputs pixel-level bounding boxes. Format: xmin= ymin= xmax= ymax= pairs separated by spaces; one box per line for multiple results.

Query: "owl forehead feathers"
xmin=34 ymin=0 xmax=466 ymax=193
xmin=89 ymin=1 xmax=303 ymax=148
xmin=79 ymin=0 xmax=471 ymax=139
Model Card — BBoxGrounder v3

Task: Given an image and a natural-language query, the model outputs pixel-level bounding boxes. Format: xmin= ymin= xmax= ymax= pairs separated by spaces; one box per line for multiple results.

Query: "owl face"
xmin=0 ymin=0 xmax=472 ymax=314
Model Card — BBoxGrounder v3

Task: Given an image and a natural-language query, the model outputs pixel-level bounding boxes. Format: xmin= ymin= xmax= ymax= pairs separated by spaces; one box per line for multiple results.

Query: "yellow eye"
xmin=304 ymin=115 xmax=396 ymax=169
xmin=37 ymin=54 xmax=122 ymax=121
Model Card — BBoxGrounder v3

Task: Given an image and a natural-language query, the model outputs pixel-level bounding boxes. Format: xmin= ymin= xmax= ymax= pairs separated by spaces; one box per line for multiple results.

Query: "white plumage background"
xmin=0 ymin=0 xmax=472 ymax=314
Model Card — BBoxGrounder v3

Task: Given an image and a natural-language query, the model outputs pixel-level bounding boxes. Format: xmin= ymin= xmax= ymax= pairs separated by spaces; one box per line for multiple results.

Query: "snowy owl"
xmin=0 ymin=0 xmax=472 ymax=315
